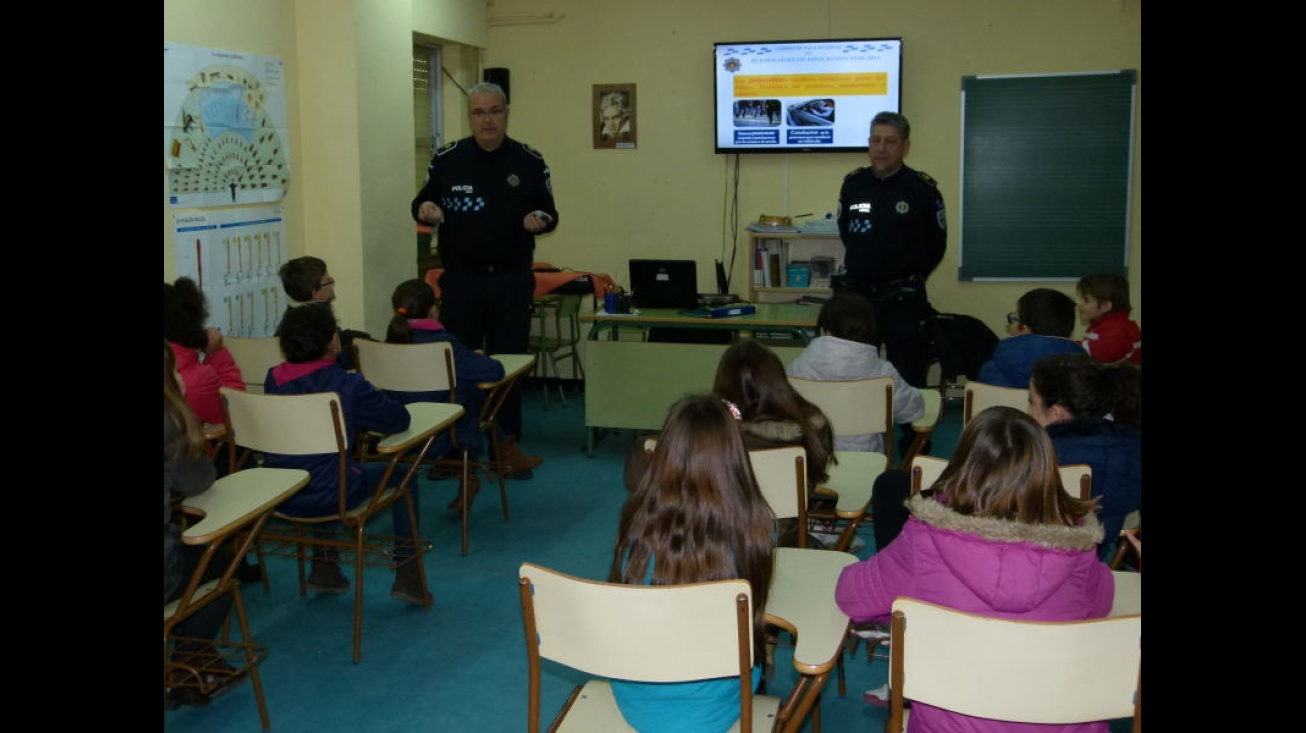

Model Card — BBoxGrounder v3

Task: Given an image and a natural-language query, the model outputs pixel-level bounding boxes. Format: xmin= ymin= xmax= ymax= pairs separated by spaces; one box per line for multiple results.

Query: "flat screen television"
xmin=713 ymin=37 xmax=903 ymax=154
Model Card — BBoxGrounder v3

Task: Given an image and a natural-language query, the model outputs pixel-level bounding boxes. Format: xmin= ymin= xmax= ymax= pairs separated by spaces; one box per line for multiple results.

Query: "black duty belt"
xmin=445 ymin=261 xmax=531 ymax=275
xmin=842 ymin=276 xmax=922 ymax=299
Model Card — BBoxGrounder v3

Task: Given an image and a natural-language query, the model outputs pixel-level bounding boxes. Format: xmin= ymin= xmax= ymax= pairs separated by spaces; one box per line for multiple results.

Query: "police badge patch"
xmin=936 ymin=204 xmax=947 ymax=231
xmin=895 ymin=200 xmax=910 ymax=214
xmin=507 ymin=174 xmax=520 ymax=187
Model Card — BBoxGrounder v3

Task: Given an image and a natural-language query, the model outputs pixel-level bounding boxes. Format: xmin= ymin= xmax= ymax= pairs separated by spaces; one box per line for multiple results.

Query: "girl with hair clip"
xmin=711 ymin=340 xmax=835 ymax=486
xmin=714 ymin=339 xmax=839 ymax=548
xmin=623 ymin=340 xmax=835 ymax=545
xmin=608 ymin=394 xmax=776 ymax=733
xmin=1028 ymin=352 xmax=1141 ymax=560
xmin=383 ymin=279 xmax=536 ymax=512
xmin=836 ymin=406 xmax=1115 ymax=728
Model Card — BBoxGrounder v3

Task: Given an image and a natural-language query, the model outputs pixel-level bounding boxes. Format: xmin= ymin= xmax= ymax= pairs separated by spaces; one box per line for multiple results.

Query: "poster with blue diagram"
xmin=164 ymin=42 xmax=289 ymax=208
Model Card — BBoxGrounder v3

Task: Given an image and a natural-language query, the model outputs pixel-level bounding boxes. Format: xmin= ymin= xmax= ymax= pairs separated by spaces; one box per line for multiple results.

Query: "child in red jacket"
xmin=1075 ymin=274 xmax=1141 ymax=365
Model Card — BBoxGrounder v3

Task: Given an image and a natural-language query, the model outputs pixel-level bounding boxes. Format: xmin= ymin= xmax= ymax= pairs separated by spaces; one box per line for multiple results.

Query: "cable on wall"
xmin=488 ymin=11 xmax=566 ymax=27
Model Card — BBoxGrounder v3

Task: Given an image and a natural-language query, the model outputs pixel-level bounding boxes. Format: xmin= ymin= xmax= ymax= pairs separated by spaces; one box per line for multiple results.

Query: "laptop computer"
xmin=628 ymin=259 xmax=700 ymax=310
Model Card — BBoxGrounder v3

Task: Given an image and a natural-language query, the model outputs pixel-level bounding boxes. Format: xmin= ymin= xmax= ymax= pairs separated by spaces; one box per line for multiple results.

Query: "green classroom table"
xmin=579 ymin=304 xmax=818 ymax=455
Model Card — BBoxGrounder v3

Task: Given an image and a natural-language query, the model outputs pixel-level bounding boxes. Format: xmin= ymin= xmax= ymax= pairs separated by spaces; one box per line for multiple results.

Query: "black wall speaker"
xmin=483 ymin=68 xmax=510 ymax=104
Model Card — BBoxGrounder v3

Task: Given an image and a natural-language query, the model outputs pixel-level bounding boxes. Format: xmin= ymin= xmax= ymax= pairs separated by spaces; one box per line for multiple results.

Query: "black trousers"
xmin=870 ymin=469 xmax=912 ymax=552
xmin=837 ymin=279 xmax=933 ymax=389
xmin=437 ymin=267 xmax=534 ymax=438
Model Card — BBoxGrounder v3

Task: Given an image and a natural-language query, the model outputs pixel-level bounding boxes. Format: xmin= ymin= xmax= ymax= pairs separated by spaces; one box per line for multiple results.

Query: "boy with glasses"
xmin=975 ymin=288 xmax=1083 ymax=388
xmin=277 ymin=256 xmax=375 ymax=369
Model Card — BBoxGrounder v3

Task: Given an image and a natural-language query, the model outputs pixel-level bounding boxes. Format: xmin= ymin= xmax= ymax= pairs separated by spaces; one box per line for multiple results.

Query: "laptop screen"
xmin=628 ymin=259 xmax=699 ymax=310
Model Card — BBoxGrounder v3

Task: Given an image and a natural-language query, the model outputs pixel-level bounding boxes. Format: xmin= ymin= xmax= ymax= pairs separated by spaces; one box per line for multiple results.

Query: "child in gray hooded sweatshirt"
xmin=787 ymin=292 xmax=924 ymax=454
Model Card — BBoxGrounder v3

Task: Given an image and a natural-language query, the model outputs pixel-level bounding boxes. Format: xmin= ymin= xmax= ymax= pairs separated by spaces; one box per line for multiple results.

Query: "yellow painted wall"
xmin=165 ymin=0 xmax=1140 ymax=339
xmin=482 ymin=0 xmax=1142 ymax=337
xmin=163 ymin=0 xmax=486 ymax=336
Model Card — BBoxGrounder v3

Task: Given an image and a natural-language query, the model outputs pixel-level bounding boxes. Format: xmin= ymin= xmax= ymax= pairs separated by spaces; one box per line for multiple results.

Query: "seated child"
xmin=1076 ymin=273 xmax=1142 ymax=365
xmin=262 ymin=303 xmax=430 ymax=606
xmin=1028 ymin=352 xmax=1141 ymax=560
xmin=976 ymin=287 xmax=1084 ymax=388
xmin=278 ymin=256 xmax=374 ymax=367
xmin=609 ymin=393 xmax=774 ymax=733
xmin=164 ymin=277 xmax=246 ymax=426
xmin=384 ymin=279 xmax=540 ymax=512
xmin=624 ymin=340 xmax=834 ymax=548
xmin=836 ymin=406 xmax=1113 ymax=723
xmin=787 ymin=292 xmax=925 ymax=454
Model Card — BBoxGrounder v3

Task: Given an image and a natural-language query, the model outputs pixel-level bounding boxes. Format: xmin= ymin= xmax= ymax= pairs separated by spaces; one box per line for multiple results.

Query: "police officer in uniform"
xmin=836 ymin=111 xmax=946 ymax=393
xmin=411 ymin=81 xmax=557 ymax=478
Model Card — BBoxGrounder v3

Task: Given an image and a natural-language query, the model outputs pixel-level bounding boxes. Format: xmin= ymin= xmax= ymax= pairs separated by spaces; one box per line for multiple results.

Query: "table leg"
xmin=776 ymin=671 xmax=829 ymax=733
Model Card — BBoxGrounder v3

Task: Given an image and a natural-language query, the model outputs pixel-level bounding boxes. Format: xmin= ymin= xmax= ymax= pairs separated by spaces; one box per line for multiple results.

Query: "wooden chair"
xmin=750 ymin=445 xmax=860 ymax=716
xmin=1059 ymin=463 xmax=1093 ymax=501
xmin=747 ymin=445 xmax=810 ymax=548
xmin=164 ymin=466 xmax=309 ymax=730
xmin=962 ymin=380 xmax=1030 ymax=425
xmin=886 ymin=598 xmax=1141 ymax=733
xmin=911 ymin=456 xmax=1093 ymax=502
xmin=900 ymin=389 xmax=942 ymax=469
xmin=918 ymin=462 xmax=1090 ymax=501
xmin=907 ymin=454 xmax=949 ymax=496
xmin=223 ymin=336 xmax=283 ymax=393
xmin=787 ymin=376 xmax=944 ymax=552
xmin=529 ymin=293 xmax=586 ymax=408
xmin=218 ymin=386 xmax=461 ymax=662
xmin=1109 ymin=569 xmax=1141 ymax=618
xmin=351 ymin=340 xmax=535 ymax=556
xmin=1109 ymin=519 xmax=1142 ymax=571
xmin=517 ymin=562 xmax=781 ymax=733
xmin=352 ymin=339 xmax=478 ymax=555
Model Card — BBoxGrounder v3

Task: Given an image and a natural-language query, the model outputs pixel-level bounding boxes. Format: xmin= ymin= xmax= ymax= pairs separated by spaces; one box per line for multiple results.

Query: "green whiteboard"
xmin=958 ymin=70 xmax=1136 ymax=281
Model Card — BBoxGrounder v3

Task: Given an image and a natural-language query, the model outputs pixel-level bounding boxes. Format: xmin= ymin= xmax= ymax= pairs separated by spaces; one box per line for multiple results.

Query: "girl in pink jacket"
xmin=835 ymin=406 xmax=1115 ymax=733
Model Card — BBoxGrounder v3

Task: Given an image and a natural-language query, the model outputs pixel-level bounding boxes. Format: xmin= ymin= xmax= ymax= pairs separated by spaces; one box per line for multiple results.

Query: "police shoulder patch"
xmin=916 ymin=170 xmax=938 ymax=188
xmin=523 ymin=143 xmax=545 ymax=160
xmin=435 ymin=140 xmax=458 ymax=157
xmin=845 ymin=166 xmax=869 ymax=180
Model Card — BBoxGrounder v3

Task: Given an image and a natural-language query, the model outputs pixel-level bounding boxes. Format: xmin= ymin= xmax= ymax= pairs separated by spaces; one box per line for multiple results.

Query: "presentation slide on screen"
xmin=714 ymin=39 xmax=901 ymax=150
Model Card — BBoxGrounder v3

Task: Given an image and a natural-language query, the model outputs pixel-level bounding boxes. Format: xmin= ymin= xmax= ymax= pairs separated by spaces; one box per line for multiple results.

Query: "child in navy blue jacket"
xmin=263 ymin=303 xmax=430 ymax=606
xmin=384 ymin=279 xmax=539 ymax=511
xmin=976 ymin=288 xmax=1084 ymax=388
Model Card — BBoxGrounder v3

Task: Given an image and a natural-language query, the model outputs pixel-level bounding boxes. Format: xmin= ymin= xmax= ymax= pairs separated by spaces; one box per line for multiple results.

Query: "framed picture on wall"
xmin=593 ymin=83 xmax=637 ymax=149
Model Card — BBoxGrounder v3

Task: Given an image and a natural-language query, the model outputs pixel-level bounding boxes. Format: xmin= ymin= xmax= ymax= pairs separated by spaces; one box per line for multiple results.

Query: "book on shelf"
xmin=768 ymin=253 xmax=782 ymax=289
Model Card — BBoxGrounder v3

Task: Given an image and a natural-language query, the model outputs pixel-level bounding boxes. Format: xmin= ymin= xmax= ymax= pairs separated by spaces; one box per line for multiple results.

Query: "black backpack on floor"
xmin=927 ymin=312 xmax=999 ymax=382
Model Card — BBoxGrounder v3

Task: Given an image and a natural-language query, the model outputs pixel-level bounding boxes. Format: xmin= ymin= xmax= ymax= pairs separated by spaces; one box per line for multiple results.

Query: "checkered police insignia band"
xmin=850 ymin=220 xmax=873 ymax=233
xmin=442 ymin=196 xmax=486 ymax=213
